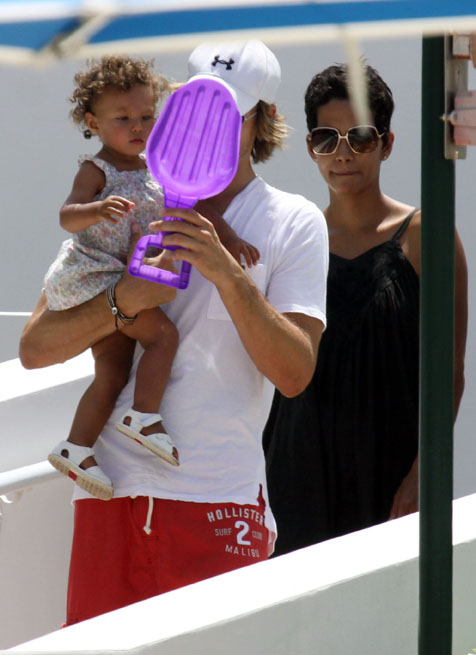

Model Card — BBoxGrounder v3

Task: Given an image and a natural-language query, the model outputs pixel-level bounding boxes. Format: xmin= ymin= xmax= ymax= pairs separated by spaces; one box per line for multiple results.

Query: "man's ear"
xmin=267 ymin=103 xmax=277 ymax=118
xmin=84 ymin=112 xmax=99 ymax=135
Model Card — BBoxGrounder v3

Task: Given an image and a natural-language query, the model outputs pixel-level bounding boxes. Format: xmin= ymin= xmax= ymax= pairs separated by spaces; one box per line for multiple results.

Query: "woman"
xmin=263 ymin=63 xmax=468 ymax=556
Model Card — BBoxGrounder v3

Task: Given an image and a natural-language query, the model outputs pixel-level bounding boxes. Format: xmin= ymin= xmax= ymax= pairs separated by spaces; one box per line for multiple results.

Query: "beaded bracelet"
xmin=106 ymin=283 xmax=138 ymax=329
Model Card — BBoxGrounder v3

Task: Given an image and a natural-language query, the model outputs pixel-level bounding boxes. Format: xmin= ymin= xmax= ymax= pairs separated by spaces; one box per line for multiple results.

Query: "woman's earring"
xmin=83 ymin=129 xmax=92 ymax=139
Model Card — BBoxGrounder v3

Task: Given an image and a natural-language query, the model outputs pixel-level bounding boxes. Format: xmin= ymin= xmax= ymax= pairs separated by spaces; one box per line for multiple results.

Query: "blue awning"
xmin=0 ymin=1 xmax=475 ymax=63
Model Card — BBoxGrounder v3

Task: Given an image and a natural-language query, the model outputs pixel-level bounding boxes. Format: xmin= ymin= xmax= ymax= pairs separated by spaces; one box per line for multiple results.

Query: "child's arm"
xmin=196 ymin=200 xmax=260 ymax=267
xmin=60 ymin=160 xmax=135 ymax=233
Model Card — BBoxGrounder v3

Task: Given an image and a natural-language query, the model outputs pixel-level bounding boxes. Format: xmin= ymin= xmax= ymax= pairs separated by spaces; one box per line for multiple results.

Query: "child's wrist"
xmin=92 ymin=201 xmax=103 ymax=222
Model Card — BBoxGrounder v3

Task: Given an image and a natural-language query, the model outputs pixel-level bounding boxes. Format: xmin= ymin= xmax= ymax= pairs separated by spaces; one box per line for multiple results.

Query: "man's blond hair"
xmin=252 ymin=101 xmax=288 ymax=164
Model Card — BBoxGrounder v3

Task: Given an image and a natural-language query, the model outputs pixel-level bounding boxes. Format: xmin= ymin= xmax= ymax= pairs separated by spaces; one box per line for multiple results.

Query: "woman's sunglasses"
xmin=307 ymin=125 xmax=386 ymax=156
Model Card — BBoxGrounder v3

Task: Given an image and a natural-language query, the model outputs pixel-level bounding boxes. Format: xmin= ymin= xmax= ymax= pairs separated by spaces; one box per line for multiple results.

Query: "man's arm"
xmin=215 ymin=266 xmax=323 ymax=396
xmin=154 ymin=207 xmax=325 ymax=397
xmin=20 ymin=290 xmax=117 ymax=368
xmin=20 ymin=228 xmax=176 ymax=369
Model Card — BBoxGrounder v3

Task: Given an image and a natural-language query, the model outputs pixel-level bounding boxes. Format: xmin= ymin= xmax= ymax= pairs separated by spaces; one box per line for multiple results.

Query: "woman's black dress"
xmin=263 ymin=211 xmax=420 ymax=556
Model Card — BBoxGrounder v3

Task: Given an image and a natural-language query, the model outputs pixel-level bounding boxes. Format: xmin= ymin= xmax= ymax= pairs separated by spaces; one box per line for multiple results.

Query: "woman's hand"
xmin=389 ymin=456 xmax=419 ymax=519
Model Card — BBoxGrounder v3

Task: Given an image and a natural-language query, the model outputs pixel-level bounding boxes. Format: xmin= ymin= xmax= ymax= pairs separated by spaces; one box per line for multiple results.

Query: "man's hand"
xmin=115 ymin=220 xmax=177 ymax=316
xmin=150 ymin=207 xmax=240 ymax=287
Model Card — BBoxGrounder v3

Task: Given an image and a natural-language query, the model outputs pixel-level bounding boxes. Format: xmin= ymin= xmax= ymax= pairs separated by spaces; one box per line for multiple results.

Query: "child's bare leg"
xmin=48 ymin=331 xmax=136 ymax=498
xmin=120 ymin=308 xmax=178 ymax=436
xmin=67 ymin=331 xmax=136 ymax=469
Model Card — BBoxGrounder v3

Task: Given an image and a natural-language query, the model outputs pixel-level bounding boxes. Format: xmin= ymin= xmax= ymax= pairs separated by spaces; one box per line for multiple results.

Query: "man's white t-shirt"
xmin=74 ymin=177 xmax=328 ymax=538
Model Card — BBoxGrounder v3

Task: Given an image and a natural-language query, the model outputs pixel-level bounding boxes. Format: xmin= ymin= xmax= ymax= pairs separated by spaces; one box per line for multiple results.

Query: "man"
xmin=20 ymin=40 xmax=328 ymax=623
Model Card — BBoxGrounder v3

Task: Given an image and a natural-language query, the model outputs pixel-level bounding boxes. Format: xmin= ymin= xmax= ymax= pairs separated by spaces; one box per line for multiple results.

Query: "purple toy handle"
xmin=128 ymin=235 xmax=191 ymax=289
xmin=128 ymin=77 xmax=241 ymax=290
xmin=128 ymin=190 xmax=195 ymax=290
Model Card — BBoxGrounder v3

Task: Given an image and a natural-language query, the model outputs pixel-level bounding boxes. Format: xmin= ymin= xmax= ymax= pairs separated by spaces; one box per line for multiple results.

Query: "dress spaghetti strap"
xmin=392 ymin=208 xmax=419 ymax=241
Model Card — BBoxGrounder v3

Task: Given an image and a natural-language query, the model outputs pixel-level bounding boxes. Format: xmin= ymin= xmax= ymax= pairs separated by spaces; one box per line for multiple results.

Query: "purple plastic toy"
xmin=128 ymin=77 xmax=242 ymax=289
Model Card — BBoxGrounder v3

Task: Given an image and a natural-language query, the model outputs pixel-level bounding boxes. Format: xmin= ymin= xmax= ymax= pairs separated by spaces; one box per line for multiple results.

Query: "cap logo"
xmin=212 ymin=55 xmax=234 ymax=70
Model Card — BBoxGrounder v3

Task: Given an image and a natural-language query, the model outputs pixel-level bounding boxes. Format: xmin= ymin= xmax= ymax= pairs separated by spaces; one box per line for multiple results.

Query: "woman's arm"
xmin=453 ymin=229 xmax=468 ymax=418
xmin=403 ymin=214 xmax=468 ymax=417
xmin=389 ymin=225 xmax=468 ymax=520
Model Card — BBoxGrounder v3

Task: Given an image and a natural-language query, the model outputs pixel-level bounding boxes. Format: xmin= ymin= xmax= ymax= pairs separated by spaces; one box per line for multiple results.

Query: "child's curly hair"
xmin=69 ymin=56 xmax=169 ymax=138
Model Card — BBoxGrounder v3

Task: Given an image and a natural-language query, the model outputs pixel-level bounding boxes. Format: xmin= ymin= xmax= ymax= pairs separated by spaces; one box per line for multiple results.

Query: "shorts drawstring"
xmin=143 ymin=496 xmax=154 ymax=535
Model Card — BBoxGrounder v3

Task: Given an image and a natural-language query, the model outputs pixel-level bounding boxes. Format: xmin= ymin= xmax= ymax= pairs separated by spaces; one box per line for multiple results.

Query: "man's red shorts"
xmin=66 ymin=494 xmax=270 ymax=625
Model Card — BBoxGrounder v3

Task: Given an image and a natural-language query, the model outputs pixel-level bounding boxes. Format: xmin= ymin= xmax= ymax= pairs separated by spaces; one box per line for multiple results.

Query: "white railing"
xmin=3 ymin=494 xmax=476 ymax=655
xmin=0 ymin=462 xmax=61 ymax=534
xmin=0 ymin=312 xmax=31 ymax=317
xmin=0 ymin=461 xmax=59 ymax=497
xmin=0 ymin=464 xmax=73 ymax=651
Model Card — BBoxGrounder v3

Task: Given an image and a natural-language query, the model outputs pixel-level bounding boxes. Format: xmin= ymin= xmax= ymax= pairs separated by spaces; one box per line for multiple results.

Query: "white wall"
xmin=0 ymin=354 xmax=93 ymax=472
xmin=0 ymin=476 xmax=73 ymax=650
xmin=1 ymin=37 xmax=475 ymax=496
xmin=2 ymin=491 xmax=476 ymax=655
xmin=0 ymin=355 xmax=93 ymax=649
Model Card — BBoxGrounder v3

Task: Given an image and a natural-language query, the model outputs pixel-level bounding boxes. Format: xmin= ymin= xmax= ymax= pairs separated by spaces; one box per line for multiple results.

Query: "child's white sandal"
xmin=115 ymin=409 xmax=180 ymax=466
xmin=48 ymin=441 xmax=113 ymax=500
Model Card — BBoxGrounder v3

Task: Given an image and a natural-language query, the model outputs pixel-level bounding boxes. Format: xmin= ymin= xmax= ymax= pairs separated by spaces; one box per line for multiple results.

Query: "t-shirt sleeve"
xmin=266 ymin=200 xmax=328 ymax=328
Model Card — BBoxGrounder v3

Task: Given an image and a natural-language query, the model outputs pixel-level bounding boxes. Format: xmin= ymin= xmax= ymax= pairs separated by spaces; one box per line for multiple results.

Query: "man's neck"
xmin=206 ymin=161 xmax=256 ymax=215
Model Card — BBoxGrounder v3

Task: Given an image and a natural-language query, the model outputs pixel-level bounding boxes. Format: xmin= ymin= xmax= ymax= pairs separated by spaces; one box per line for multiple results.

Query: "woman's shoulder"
xmin=397 ymin=207 xmax=421 ymax=276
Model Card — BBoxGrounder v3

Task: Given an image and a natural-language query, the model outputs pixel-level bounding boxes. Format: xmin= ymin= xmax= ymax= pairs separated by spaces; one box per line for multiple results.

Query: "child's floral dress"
xmin=44 ymin=155 xmax=163 ymax=310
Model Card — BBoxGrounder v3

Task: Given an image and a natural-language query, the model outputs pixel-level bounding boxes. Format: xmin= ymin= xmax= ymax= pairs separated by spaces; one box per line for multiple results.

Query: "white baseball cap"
xmin=187 ymin=40 xmax=281 ymax=115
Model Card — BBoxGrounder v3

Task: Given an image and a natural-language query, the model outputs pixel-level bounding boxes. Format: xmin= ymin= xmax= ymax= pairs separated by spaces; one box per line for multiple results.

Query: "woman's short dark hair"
xmin=304 ymin=63 xmax=394 ymax=137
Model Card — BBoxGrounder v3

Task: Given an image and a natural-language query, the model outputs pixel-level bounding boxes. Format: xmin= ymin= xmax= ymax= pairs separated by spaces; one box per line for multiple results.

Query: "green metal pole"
xmin=419 ymin=35 xmax=455 ymax=654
